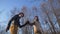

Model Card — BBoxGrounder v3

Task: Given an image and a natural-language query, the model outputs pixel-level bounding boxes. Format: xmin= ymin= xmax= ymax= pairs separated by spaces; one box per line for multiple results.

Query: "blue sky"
xmin=0 ymin=0 xmax=41 ymax=11
xmin=0 ymin=0 xmax=59 ymax=32
xmin=0 ymin=0 xmax=42 ymax=22
xmin=0 ymin=0 xmax=44 ymax=33
xmin=0 ymin=0 xmax=42 ymax=26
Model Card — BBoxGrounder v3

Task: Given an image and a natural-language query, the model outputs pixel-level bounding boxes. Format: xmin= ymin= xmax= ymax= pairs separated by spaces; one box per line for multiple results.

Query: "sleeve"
xmin=29 ymin=21 xmax=35 ymax=26
xmin=6 ymin=17 xmax=14 ymax=31
xmin=18 ymin=21 xmax=29 ymax=28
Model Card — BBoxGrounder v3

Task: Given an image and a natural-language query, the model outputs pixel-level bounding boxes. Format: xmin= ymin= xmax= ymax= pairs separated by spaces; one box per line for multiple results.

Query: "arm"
xmin=18 ymin=21 xmax=29 ymax=28
xmin=6 ymin=17 xmax=13 ymax=32
xmin=29 ymin=21 xmax=35 ymax=26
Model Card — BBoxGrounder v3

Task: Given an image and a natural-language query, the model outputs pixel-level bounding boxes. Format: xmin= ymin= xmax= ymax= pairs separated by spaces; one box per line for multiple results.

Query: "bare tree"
xmin=41 ymin=2 xmax=56 ymax=34
xmin=10 ymin=7 xmax=20 ymax=17
xmin=21 ymin=6 xmax=33 ymax=34
xmin=48 ymin=0 xmax=60 ymax=27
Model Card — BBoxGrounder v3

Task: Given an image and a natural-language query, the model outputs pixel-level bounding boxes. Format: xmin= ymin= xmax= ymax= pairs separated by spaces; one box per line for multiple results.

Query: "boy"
xmin=6 ymin=12 xmax=28 ymax=34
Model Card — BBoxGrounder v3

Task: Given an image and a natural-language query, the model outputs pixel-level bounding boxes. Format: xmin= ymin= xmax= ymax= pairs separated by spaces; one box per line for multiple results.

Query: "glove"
xmin=6 ymin=28 xmax=9 ymax=32
xmin=26 ymin=21 xmax=29 ymax=24
xmin=6 ymin=29 xmax=8 ymax=32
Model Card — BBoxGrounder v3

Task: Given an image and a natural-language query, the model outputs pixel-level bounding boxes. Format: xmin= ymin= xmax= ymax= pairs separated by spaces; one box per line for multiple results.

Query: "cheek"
xmin=22 ymin=15 xmax=24 ymax=17
xmin=19 ymin=15 xmax=21 ymax=17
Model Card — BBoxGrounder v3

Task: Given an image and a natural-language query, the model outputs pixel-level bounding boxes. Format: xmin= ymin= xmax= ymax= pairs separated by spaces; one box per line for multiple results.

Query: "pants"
xmin=10 ymin=25 xmax=18 ymax=34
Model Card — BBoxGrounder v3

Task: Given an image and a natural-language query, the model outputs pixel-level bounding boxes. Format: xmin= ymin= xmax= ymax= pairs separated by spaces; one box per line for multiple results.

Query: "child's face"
xmin=19 ymin=14 xmax=24 ymax=17
xmin=34 ymin=17 xmax=38 ymax=20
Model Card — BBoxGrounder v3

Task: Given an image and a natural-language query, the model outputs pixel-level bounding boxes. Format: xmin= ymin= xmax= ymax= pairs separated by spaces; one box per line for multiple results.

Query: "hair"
xmin=19 ymin=12 xmax=24 ymax=16
xmin=34 ymin=16 xmax=39 ymax=21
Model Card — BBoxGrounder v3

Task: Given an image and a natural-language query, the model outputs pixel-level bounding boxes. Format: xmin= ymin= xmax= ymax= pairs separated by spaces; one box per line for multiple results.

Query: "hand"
xmin=6 ymin=28 xmax=8 ymax=32
xmin=26 ymin=21 xmax=29 ymax=24
xmin=6 ymin=29 xmax=8 ymax=32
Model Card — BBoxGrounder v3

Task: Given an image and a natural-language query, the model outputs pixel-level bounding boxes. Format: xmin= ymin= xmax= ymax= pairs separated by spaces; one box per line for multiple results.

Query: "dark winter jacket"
xmin=6 ymin=14 xmax=27 ymax=31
